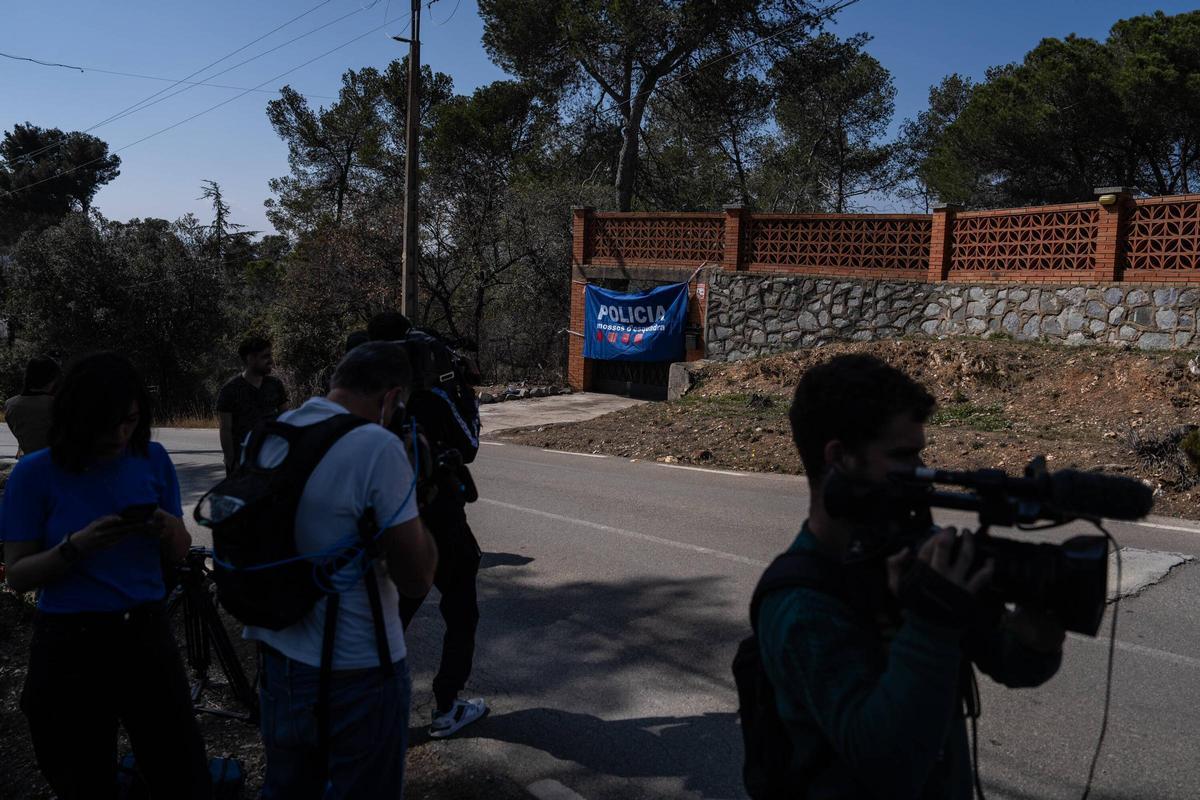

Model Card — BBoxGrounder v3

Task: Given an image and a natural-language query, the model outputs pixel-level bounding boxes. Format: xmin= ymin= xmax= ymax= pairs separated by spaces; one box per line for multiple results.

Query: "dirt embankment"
xmin=499 ymin=338 xmax=1200 ymax=520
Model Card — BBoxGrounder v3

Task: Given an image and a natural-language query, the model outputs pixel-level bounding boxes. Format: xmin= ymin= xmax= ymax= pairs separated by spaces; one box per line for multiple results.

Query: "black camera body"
xmin=824 ymin=457 xmax=1154 ymax=636
xmin=384 ymin=328 xmax=481 ymax=512
xmin=396 ymin=329 xmax=480 ymax=394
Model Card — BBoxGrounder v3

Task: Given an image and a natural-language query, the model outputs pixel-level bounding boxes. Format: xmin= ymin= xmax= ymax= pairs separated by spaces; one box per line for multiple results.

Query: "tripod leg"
xmin=198 ymin=586 xmax=259 ymax=721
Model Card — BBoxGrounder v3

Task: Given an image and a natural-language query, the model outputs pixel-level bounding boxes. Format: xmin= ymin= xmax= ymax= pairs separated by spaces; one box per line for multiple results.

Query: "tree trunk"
xmin=614 ymin=94 xmax=650 ymax=212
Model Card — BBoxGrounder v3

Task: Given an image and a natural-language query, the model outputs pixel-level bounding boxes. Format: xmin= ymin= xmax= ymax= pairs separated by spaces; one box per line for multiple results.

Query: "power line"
xmin=0 ymin=52 xmax=83 ymax=72
xmin=1 ymin=52 xmax=337 ymax=100
xmin=2 ymin=13 xmax=411 ymax=202
xmin=433 ymin=0 xmax=462 ymax=26
xmin=6 ymin=0 xmax=343 ymax=167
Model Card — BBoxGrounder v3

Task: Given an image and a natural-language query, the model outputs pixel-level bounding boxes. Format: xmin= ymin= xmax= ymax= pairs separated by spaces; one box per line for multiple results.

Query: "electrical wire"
xmin=0 ymin=52 xmax=83 ymax=72
xmin=6 ymin=0 xmax=341 ymax=167
xmin=1 ymin=13 xmax=412 ymax=202
xmin=434 ymin=0 xmax=462 ymax=26
xmin=0 ymin=52 xmax=336 ymax=99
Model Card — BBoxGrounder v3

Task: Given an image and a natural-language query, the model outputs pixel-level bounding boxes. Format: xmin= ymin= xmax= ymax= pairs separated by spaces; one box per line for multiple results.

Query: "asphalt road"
xmin=4 ymin=427 xmax=1198 ymax=800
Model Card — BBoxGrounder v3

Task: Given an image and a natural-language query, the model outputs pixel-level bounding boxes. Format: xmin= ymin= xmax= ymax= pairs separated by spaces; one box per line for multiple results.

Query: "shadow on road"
xmin=480 ymin=552 xmax=535 ymax=569
xmin=406 ymin=570 xmax=750 ymax=798
xmin=175 ymin=461 xmax=226 ymax=500
xmin=467 ymin=708 xmax=743 ymax=798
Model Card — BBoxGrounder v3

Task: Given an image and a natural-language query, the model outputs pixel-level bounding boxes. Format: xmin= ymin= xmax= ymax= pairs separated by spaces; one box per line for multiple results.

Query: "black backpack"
xmin=195 ymin=414 xmax=369 ymax=629
xmin=733 ymin=549 xmax=849 ymax=800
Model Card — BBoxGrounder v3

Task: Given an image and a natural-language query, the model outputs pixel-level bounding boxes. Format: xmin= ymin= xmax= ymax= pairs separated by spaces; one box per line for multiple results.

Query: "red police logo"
xmin=595 ymin=329 xmax=603 ymax=342
xmin=607 ymin=332 xmax=618 ymax=344
xmin=634 ymin=332 xmax=645 ymax=344
xmin=621 ymin=332 xmax=631 ymax=345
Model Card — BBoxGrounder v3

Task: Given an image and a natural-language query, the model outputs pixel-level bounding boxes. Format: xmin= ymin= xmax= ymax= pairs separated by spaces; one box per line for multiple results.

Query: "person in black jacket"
xmin=368 ymin=312 xmax=488 ymax=738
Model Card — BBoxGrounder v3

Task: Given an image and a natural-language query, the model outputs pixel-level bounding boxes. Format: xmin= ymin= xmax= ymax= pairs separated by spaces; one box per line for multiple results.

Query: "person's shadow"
xmin=465 ymin=708 xmax=744 ymax=798
xmin=408 ymin=708 xmax=743 ymax=799
xmin=479 ymin=552 xmax=534 ymax=569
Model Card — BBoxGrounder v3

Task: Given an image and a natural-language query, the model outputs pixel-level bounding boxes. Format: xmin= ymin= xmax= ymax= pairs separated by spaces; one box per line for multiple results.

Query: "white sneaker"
xmin=429 ymin=697 xmax=488 ymax=738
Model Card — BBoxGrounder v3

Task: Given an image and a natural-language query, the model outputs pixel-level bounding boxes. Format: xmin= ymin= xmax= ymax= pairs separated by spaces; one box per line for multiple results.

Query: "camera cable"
xmin=968 ymin=522 xmax=1121 ymax=800
xmin=964 ymin=662 xmax=986 ymax=800
xmin=1080 ymin=523 xmax=1121 ymax=800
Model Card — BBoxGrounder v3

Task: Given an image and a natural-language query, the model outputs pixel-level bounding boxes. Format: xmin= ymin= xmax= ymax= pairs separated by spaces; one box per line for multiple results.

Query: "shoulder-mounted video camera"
xmin=823 ymin=457 xmax=1154 ymax=636
xmin=398 ymin=329 xmax=481 ymax=393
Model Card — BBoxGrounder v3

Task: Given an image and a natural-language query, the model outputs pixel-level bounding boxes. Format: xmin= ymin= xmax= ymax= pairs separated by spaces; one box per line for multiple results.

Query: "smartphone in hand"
xmin=120 ymin=504 xmax=158 ymax=523
xmin=104 ymin=504 xmax=160 ymax=536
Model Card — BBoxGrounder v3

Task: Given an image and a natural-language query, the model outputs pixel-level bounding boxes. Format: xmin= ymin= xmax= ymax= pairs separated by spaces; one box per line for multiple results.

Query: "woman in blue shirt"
xmin=2 ymin=353 xmax=212 ymax=800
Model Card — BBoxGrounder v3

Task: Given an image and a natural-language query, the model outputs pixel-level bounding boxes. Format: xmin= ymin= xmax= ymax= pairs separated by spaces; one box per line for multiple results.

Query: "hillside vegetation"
xmin=500 ymin=338 xmax=1200 ymax=520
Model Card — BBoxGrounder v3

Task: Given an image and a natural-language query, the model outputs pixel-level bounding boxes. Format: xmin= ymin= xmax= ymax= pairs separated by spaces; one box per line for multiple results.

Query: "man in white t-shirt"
xmin=243 ymin=341 xmax=438 ymax=799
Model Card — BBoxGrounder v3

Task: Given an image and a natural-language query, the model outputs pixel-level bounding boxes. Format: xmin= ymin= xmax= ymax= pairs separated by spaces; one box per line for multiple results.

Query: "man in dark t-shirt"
xmin=5 ymin=356 xmax=60 ymax=457
xmin=217 ymin=336 xmax=288 ymax=475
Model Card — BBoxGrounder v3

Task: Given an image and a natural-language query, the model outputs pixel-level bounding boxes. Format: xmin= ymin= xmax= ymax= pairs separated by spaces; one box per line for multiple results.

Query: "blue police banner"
xmin=583 ymin=282 xmax=689 ymax=362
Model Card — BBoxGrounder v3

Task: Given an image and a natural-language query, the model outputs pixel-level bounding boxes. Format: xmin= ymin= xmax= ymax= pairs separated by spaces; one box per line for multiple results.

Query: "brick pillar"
xmin=568 ymin=207 xmax=594 ymax=392
xmin=567 ymin=277 xmax=592 ymax=392
xmin=571 ymin=206 xmax=593 ymax=268
xmin=1094 ymin=187 xmax=1132 ymax=283
xmin=723 ymin=203 xmax=746 ymax=271
xmin=927 ymin=204 xmax=959 ymax=282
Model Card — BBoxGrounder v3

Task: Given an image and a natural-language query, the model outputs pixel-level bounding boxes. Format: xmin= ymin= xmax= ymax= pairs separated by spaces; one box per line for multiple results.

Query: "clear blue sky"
xmin=3 ymin=0 xmax=1195 ymax=232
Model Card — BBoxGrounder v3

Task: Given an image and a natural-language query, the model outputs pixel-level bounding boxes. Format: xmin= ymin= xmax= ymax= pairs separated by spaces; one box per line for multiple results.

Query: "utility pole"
xmin=393 ymin=0 xmax=421 ymax=319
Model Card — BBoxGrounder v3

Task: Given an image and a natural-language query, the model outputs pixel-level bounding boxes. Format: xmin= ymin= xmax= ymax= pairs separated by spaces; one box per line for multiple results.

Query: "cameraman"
xmin=368 ymin=312 xmax=488 ymax=738
xmin=757 ymin=355 xmax=1064 ymax=799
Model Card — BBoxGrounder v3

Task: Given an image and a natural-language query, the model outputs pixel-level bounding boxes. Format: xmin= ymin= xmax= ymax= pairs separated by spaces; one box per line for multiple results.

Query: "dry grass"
xmin=500 ymin=337 xmax=1200 ymax=519
xmin=158 ymin=414 xmax=220 ymax=429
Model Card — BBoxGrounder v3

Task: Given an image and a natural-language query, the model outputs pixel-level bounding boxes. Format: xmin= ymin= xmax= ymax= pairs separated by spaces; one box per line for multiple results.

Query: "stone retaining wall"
xmin=705 ymin=272 xmax=1199 ymax=361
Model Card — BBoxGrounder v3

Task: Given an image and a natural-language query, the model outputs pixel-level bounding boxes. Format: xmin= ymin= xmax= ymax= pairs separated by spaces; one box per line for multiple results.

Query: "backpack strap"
xmin=749 ymin=549 xmax=851 ymax=633
xmin=285 ymin=414 xmax=372 ymax=787
xmin=199 ymin=415 xmax=372 ymax=528
xmin=358 ymin=509 xmax=394 ymax=678
xmin=316 ymin=589 xmax=340 ymax=789
xmin=314 ymin=477 xmax=398 ymax=785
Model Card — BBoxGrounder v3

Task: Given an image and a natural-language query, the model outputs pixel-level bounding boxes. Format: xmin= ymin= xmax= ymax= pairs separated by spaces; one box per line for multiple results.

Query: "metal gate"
xmin=590 ymin=359 xmax=671 ymax=400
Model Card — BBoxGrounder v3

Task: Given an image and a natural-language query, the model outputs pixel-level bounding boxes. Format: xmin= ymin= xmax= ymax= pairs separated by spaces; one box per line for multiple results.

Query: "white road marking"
xmin=477 ymin=498 xmax=1200 ymax=670
xmin=527 ymin=779 xmax=588 ymax=800
xmin=1130 ymin=520 xmax=1200 ymax=535
xmin=655 ymin=462 xmax=747 ymax=477
xmin=480 ymin=441 xmax=506 ymax=447
xmin=1069 ymin=632 xmax=1200 ymax=670
xmin=543 ymin=449 xmax=608 ymax=458
xmin=478 ymin=498 xmax=768 ymax=568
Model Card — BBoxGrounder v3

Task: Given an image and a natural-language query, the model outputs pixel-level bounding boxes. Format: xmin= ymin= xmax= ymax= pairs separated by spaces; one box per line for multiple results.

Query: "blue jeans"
xmin=259 ymin=647 xmax=411 ymax=800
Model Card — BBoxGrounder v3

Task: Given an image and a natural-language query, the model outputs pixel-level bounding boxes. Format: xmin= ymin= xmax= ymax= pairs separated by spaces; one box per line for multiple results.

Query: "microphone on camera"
xmin=1048 ymin=470 xmax=1154 ymax=521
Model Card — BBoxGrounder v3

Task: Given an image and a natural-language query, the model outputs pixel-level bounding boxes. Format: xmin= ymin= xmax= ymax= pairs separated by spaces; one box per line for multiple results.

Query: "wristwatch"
xmin=58 ymin=532 xmax=82 ymax=565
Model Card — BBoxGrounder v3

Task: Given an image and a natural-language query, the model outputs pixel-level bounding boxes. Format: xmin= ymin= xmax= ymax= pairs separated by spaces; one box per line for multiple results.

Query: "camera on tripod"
xmin=824 ymin=457 xmax=1155 ymax=636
